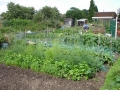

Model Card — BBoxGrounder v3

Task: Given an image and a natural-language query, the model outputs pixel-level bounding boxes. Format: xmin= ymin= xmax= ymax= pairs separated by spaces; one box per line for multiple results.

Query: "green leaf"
xmin=116 ymin=76 xmax=120 ymax=82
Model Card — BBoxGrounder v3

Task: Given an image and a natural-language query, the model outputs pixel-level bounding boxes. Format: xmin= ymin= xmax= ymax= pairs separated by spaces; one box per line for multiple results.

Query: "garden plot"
xmin=1 ymin=31 xmax=117 ymax=80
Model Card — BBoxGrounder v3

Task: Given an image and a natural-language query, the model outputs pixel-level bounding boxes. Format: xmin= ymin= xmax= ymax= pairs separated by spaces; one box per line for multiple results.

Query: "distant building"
xmin=77 ymin=19 xmax=88 ymax=26
xmin=92 ymin=12 xmax=116 ymax=20
xmin=92 ymin=12 xmax=117 ymax=36
xmin=64 ymin=18 xmax=75 ymax=27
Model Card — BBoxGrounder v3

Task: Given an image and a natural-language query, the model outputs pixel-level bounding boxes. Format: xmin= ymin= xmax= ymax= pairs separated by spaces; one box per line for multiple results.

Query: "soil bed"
xmin=0 ymin=64 xmax=107 ymax=90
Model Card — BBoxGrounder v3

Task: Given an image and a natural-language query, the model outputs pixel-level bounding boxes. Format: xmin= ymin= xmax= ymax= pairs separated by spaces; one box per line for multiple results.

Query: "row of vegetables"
xmin=0 ymin=37 xmax=115 ymax=80
xmin=64 ymin=33 xmax=120 ymax=53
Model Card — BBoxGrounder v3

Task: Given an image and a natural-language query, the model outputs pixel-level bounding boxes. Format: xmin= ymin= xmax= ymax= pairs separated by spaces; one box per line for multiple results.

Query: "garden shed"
xmin=77 ymin=19 xmax=88 ymax=26
xmin=64 ymin=18 xmax=75 ymax=27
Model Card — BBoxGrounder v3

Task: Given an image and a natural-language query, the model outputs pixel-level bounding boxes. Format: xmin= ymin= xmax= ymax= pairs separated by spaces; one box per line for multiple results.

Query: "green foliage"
xmin=1 ymin=29 xmax=118 ymax=81
xmin=2 ymin=18 xmax=53 ymax=31
xmin=103 ymin=20 xmax=110 ymax=33
xmin=33 ymin=6 xmax=61 ymax=28
xmin=66 ymin=7 xmax=83 ymax=19
xmin=30 ymin=61 xmax=40 ymax=72
xmin=41 ymin=59 xmax=58 ymax=75
xmin=0 ymin=27 xmax=12 ymax=33
xmin=5 ymin=2 xmax=35 ymax=20
xmin=1 ymin=39 xmax=109 ymax=81
xmin=39 ymin=6 xmax=61 ymax=20
xmin=100 ymin=58 xmax=120 ymax=90
xmin=3 ymin=19 xmax=32 ymax=28
xmin=88 ymin=0 xmax=98 ymax=22
xmin=67 ymin=61 xmax=93 ymax=80
xmin=40 ymin=58 xmax=94 ymax=80
xmin=1 ymin=3 xmax=63 ymax=31
xmin=64 ymin=33 xmax=120 ymax=53
xmin=33 ymin=11 xmax=44 ymax=22
xmin=82 ymin=9 xmax=89 ymax=19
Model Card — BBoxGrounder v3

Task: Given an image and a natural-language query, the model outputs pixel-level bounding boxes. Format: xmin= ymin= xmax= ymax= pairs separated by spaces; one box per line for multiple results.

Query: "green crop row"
xmin=0 ymin=40 xmax=115 ymax=81
xmin=64 ymin=33 xmax=120 ymax=53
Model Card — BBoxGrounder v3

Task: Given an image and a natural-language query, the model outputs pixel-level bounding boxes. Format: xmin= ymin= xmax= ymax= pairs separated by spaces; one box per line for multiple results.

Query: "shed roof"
xmin=94 ymin=12 xmax=116 ymax=17
xmin=64 ymin=18 xmax=73 ymax=21
xmin=77 ymin=19 xmax=87 ymax=22
xmin=93 ymin=12 xmax=116 ymax=19
xmin=92 ymin=17 xmax=114 ymax=19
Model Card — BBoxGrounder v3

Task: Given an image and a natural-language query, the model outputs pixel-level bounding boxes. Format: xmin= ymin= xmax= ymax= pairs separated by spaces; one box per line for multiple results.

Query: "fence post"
xmin=115 ymin=16 xmax=118 ymax=39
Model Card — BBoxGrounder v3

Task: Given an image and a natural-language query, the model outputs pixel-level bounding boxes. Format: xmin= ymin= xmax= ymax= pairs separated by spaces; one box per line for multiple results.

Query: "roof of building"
xmin=77 ymin=19 xmax=87 ymax=22
xmin=64 ymin=18 xmax=73 ymax=21
xmin=94 ymin=12 xmax=116 ymax=17
xmin=92 ymin=12 xmax=117 ymax=19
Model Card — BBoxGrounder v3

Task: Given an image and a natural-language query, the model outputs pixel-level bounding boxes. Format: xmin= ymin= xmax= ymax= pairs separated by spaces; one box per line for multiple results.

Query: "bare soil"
xmin=0 ymin=64 xmax=107 ymax=90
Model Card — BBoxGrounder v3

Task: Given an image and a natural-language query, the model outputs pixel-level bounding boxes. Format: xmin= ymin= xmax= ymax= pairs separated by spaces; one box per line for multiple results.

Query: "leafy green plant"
xmin=30 ymin=61 xmax=40 ymax=72
xmin=109 ymin=70 xmax=120 ymax=88
xmin=100 ymin=58 xmax=120 ymax=90
xmin=67 ymin=61 xmax=93 ymax=80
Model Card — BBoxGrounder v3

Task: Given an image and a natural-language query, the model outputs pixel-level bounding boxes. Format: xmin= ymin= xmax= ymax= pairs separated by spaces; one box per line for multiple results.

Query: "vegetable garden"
xmin=0 ymin=27 xmax=119 ymax=82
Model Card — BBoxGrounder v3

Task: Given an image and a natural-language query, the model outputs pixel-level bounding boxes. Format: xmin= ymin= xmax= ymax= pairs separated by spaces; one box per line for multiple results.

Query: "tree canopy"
xmin=1 ymin=2 xmax=35 ymax=20
xmin=66 ymin=7 xmax=83 ymax=19
xmin=33 ymin=6 xmax=61 ymax=22
xmin=88 ymin=0 xmax=98 ymax=22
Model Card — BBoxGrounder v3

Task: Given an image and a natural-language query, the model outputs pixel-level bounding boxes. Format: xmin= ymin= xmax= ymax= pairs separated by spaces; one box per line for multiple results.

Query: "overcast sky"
xmin=0 ymin=0 xmax=120 ymax=14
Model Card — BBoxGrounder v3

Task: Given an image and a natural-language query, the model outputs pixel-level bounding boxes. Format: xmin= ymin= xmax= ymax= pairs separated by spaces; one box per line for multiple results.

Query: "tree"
xmin=4 ymin=2 xmax=35 ymax=20
xmin=94 ymin=5 xmax=98 ymax=12
xmin=52 ymin=7 xmax=61 ymax=19
xmin=33 ymin=10 xmax=45 ymax=22
xmin=40 ymin=6 xmax=60 ymax=20
xmin=33 ymin=6 xmax=61 ymax=21
xmin=1 ymin=12 xmax=7 ymax=20
xmin=88 ymin=0 xmax=98 ymax=22
xmin=33 ymin=6 xmax=61 ymax=28
xmin=81 ymin=9 xmax=89 ymax=19
xmin=66 ymin=7 xmax=83 ymax=19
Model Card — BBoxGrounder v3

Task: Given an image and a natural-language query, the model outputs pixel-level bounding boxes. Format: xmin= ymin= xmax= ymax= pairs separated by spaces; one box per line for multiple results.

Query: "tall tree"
xmin=88 ymin=0 xmax=98 ymax=22
xmin=4 ymin=2 xmax=35 ymax=20
xmin=33 ymin=10 xmax=45 ymax=22
xmin=33 ymin=6 xmax=61 ymax=28
xmin=33 ymin=6 xmax=61 ymax=21
xmin=40 ymin=6 xmax=60 ymax=20
xmin=66 ymin=7 xmax=83 ymax=19
xmin=81 ymin=9 xmax=89 ymax=19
